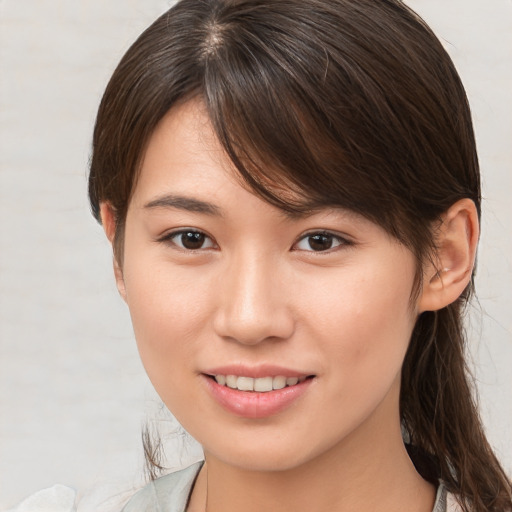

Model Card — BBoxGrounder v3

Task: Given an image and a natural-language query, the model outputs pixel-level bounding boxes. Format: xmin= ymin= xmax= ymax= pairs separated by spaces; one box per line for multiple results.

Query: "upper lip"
xmin=202 ymin=364 xmax=314 ymax=379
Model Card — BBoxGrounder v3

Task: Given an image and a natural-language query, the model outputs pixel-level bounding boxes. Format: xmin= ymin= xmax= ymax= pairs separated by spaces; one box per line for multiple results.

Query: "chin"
xmin=215 ymin=449 xmax=312 ymax=473
xmin=200 ymin=429 xmax=334 ymax=473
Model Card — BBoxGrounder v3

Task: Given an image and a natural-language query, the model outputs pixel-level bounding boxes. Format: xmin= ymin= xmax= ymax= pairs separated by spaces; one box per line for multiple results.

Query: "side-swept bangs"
xmin=89 ymin=0 xmax=480 ymax=265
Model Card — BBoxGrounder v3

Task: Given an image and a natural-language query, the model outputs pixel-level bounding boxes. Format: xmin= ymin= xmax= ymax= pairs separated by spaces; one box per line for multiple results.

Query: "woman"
xmin=88 ymin=0 xmax=512 ymax=511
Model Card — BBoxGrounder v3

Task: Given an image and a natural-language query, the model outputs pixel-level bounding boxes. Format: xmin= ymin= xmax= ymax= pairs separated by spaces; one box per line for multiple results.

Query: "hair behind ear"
xmin=402 ymin=300 xmax=512 ymax=512
xmin=403 ymin=200 xmax=512 ymax=511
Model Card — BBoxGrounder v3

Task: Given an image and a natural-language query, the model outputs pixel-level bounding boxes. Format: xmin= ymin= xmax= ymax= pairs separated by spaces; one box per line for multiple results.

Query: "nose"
xmin=212 ymin=252 xmax=295 ymax=345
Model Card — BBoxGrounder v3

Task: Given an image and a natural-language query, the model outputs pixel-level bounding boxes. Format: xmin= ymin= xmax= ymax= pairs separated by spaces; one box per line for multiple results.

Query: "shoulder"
xmin=122 ymin=461 xmax=203 ymax=512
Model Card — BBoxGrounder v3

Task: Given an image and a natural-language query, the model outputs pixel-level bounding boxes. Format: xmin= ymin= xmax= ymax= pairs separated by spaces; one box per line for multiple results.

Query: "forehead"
xmin=130 ymin=99 xmax=370 ymax=229
xmin=131 ymin=99 xmax=229 ymax=198
xmin=132 ymin=99 xmax=309 ymax=214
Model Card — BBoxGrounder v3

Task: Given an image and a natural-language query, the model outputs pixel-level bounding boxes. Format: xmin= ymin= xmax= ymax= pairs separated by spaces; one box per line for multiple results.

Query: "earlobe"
xmin=99 ymin=202 xmax=127 ymax=302
xmin=418 ymin=198 xmax=479 ymax=313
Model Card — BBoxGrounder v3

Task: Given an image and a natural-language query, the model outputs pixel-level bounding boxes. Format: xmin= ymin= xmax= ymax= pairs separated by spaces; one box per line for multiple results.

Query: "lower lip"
xmin=202 ymin=376 xmax=313 ymax=419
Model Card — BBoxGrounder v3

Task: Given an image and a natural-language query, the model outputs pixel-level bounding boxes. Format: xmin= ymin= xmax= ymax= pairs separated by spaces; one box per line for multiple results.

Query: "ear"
xmin=418 ymin=198 xmax=479 ymax=313
xmin=99 ymin=202 xmax=127 ymax=302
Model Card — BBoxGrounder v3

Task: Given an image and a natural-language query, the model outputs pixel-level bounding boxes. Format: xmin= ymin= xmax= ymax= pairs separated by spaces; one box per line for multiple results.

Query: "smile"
xmin=213 ymin=375 xmax=308 ymax=392
xmin=204 ymin=373 xmax=315 ymax=418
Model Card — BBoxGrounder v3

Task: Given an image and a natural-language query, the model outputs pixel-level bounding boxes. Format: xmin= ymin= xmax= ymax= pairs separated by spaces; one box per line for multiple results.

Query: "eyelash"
xmin=158 ymin=229 xmax=353 ymax=254
xmin=293 ymin=231 xmax=353 ymax=253
xmin=158 ymin=229 xmax=217 ymax=251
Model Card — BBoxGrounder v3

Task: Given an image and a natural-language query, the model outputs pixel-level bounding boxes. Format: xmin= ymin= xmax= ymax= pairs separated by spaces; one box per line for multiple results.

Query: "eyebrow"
xmin=143 ymin=193 xmax=360 ymax=223
xmin=143 ymin=194 xmax=222 ymax=216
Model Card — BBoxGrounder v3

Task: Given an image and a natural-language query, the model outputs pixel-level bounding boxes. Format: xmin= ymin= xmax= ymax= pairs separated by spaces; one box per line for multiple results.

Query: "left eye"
xmin=294 ymin=232 xmax=346 ymax=252
xmin=165 ymin=230 xmax=215 ymax=250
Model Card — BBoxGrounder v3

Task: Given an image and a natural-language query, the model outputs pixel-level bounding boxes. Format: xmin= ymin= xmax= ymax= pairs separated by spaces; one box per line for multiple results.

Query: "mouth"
xmin=203 ymin=372 xmax=315 ymax=418
xmin=208 ymin=374 xmax=311 ymax=392
xmin=201 ymin=365 xmax=316 ymax=418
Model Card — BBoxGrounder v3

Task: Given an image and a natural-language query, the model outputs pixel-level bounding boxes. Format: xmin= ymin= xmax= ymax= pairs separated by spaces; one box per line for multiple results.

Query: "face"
xmin=117 ymin=99 xmax=421 ymax=472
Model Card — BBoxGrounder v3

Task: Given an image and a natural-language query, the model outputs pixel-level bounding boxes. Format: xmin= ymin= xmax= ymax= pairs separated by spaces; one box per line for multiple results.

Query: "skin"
xmin=101 ymin=99 xmax=479 ymax=512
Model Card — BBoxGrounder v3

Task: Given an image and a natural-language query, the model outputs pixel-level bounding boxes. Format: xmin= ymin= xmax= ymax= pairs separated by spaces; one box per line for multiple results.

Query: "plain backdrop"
xmin=0 ymin=0 xmax=511 ymax=509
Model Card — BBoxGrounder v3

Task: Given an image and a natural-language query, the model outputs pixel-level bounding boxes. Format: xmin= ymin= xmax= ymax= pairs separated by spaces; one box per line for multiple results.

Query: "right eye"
xmin=161 ymin=229 xmax=216 ymax=251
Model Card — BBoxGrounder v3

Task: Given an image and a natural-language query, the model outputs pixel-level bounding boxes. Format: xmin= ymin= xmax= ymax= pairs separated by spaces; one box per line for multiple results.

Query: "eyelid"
xmin=155 ymin=227 xmax=353 ymax=253
xmin=292 ymin=230 xmax=354 ymax=252
xmin=156 ymin=228 xmax=217 ymax=250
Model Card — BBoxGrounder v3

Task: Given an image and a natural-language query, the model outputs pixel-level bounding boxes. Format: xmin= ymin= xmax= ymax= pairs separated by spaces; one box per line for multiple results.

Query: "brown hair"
xmin=88 ymin=0 xmax=512 ymax=510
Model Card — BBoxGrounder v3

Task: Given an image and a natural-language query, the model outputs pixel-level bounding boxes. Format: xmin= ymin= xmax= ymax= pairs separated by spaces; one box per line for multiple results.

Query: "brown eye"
xmin=166 ymin=230 xmax=215 ymax=250
xmin=295 ymin=232 xmax=348 ymax=252
xmin=181 ymin=231 xmax=206 ymax=249
xmin=307 ymin=234 xmax=334 ymax=251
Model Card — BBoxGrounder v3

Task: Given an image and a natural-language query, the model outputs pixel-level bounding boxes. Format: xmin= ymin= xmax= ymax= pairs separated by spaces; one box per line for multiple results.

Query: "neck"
xmin=189 ymin=382 xmax=435 ymax=512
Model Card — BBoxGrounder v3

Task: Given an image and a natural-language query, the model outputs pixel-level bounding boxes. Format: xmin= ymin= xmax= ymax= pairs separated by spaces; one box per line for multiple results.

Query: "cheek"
xmin=301 ymin=257 xmax=417 ymax=391
xmin=121 ymin=247 xmax=215 ymax=388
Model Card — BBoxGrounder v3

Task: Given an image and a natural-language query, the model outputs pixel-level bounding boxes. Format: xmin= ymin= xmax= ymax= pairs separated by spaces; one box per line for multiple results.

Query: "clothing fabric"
xmin=121 ymin=462 xmax=203 ymax=512
xmin=121 ymin=461 xmax=463 ymax=512
xmin=5 ymin=485 xmax=77 ymax=512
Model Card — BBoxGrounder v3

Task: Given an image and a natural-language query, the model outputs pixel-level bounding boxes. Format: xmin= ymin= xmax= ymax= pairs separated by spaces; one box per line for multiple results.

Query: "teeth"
xmin=273 ymin=376 xmax=286 ymax=390
xmin=225 ymin=375 xmax=238 ymax=389
xmin=254 ymin=377 xmax=273 ymax=392
xmin=237 ymin=376 xmax=254 ymax=391
xmin=214 ymin=374 xmax=306 ymax=392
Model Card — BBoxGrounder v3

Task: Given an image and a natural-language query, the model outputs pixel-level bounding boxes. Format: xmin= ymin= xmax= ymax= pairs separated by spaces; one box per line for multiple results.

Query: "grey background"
xmin=0 ymin=0 xmax=511 ymax=509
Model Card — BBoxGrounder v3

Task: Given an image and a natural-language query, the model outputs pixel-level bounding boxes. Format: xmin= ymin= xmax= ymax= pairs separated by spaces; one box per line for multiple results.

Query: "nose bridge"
xmin=214 ymin=247 xmax=293 ymax=344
